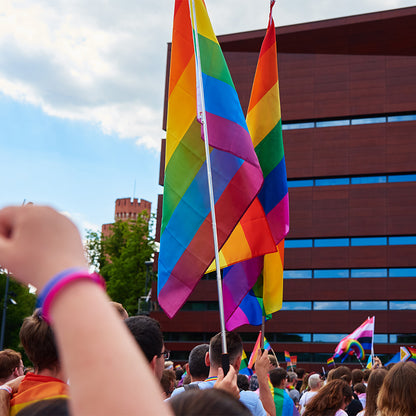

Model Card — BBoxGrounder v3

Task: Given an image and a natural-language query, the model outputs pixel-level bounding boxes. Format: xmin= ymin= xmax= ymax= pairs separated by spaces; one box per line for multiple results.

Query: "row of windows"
xmin=286 ymin=235 xmax=416 ymax=248
xmin=288 ymin=173 xmax=416 ymax=188
xmin=282 ymin=113 xmax=416 ymax=130
xmin=163 ymin=331 xmax=416 ymax=345
xmin=284 ymin=268 xmax=416 ymax=279
xmin=180 ymin=299 xmax=416 ymax=312
xmin=281 ymin=300 xmax=416 ymax=311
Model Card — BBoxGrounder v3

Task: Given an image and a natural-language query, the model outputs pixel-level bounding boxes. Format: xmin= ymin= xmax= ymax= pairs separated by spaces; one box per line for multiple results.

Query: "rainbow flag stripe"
xmin=158 ymin=0 xmax=265 ymax=317
xmin=239 ymin=349 xmax=253 ymax=376
xmin=284 ymin=350 xmax=291 ymax=363
xmin=248 ymin=331 xmax=271 ymax=369
xmin=223 ymin=0 xmax=288 ymax=330
xmin=408 ymin=346 xmax=416 ymax=362
xmin=327 ymin=357 xmax=335 ymax=368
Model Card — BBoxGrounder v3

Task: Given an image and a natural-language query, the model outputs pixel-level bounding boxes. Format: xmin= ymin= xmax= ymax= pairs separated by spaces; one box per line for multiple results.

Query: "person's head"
xmin=174 ymin=366 xmax=184 ymax=380
xmin=287 ymin=371 xmax=297 ymax=387
xmin=308 ymin=373 xmax=323 ymax=391
xmin=160 ymin=369 xmax=176 ymax=398
xmin=296 ymin=368 xmax=306 ymax=380
xmin=237 ymin=374 xmax=250 ymax=391
xmin=269 ymin=368 xmax=288 ymax=389
xmin=303 ymin=379 xmax=353 ymax=416
xmin=364 ymin=367 xmax=387 ymax=416
xmin=16 ymin=398 xmax=69 ymax=416
xmin=0 ymin=349 xmax=24 ymax=382
xmin=377 ymin=361 xmax=416 ymax=416
xmin=352 ymin=368 xmax=364 ymax=386
xmin=354 ymin=382 xmax=366 ymax=395
xmin=110 ymin=301 xmax=128 ymax=319
xmin=124 ymin=316 xmax=165 ymax=380
xmin=19 ymin=310 xmax=59 ymax=373
xmin=169 ymin=388 xmax=251 ymax=416
xmin=268 ymin=353 xmax=278 ymax=368
xmin=331 ymin=365 xmax=352 ymax=385
xmin=327 ymin=368 xmax=335 ymax=383
xmin=207 ymin=332 xmax=243 ymax=372
xmin=363 ymin=368 xmax=371 ymax=382
xmin=188 ymin=344 xmax=209 ymax=381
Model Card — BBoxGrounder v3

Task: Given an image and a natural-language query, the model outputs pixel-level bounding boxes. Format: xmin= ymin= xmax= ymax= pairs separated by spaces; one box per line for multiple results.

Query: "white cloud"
xmin=0 ymin=0 xmax=414 ymax=150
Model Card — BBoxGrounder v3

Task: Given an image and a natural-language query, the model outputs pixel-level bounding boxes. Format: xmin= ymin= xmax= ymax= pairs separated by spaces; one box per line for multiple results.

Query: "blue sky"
xmin=0 ymin=0 xmax=414 ymax=236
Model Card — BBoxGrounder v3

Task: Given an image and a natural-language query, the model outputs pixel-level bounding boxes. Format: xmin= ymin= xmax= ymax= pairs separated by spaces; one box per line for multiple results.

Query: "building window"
xmin=314 ymin=269 xmax=349 ymax=279
xmin=284 ymin=270 xmax=312 ymax=279
xmin=314 ymin=238 xmax=349 ymax=247
xmin=350 ymin=301 xmax=387 ymax=310
xmin=351 ymin=269 xmax=387 ymax=278
xmin=389 ymin=268 xmax=416 ymax=277
xmin=389 ymin=301 xmax=416 ymax=310
xmin=281 ymin=301 xmax=312 ymax=310
xmin=351 ymin=237 xmax=387 ymax=246
xmin=313 ymin=301 xmax=349 ymax=310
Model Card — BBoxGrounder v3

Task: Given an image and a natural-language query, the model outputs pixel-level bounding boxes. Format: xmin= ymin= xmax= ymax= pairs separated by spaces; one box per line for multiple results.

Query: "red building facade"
xmin=153 ymin=7 xmax=416 ymax=371
xmin=102 ymin=198 xmax=151 ymax=238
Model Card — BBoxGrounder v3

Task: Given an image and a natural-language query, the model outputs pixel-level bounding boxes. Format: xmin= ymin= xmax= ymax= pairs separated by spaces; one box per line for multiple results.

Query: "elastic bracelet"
xmin=36 ymin=268 xmax=106 ymax=324
xmin=0 ymin=385 xmax=13 ymax=395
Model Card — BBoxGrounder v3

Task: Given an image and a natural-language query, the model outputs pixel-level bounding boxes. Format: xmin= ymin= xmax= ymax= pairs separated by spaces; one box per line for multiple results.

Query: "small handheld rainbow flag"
xmin=248 ymin=331 xmax=271 ymax=369
xmin=327 ymin=357 xmax=335 ymax=368
xmin=284 ymin=351 xmax=291 ymax=363
xmin=239 ymin=349 xmax=253 ymax=376
xmin=290 ymin=356 xmax=297 ymax=368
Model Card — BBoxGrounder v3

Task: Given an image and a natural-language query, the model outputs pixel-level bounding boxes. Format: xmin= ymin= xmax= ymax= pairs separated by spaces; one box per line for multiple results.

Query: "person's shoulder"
xmin=239 ymin=390 xmax=267 ymax=416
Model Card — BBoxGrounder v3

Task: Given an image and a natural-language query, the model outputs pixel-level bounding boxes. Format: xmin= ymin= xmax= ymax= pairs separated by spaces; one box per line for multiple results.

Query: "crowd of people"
xmin=0 ymin=205 xmax=416 ymax=416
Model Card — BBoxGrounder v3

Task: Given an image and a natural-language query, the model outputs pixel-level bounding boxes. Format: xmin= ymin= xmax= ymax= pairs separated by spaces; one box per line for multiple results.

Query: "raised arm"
xmin=0 ymin=205 xmax=172 ymax=416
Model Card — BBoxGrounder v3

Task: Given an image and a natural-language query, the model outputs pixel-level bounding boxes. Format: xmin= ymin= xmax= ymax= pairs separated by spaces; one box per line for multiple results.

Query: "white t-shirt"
xmin=299 ymin=391 xmax=318 ymax=414
xmin=335 ymin=410 xmax=348 ymax=416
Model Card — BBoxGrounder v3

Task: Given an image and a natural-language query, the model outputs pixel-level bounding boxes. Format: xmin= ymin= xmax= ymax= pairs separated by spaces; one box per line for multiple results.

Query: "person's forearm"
xmin=258 ymin=376 xmax=276 ymax=416
xmin=51 ymin=281 xmax=172 ymax=416
xmin=0 ymin=390 xmax=9 ymax=416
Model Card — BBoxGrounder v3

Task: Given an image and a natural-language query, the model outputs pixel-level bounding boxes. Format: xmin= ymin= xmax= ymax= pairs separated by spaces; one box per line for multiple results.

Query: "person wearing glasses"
xmin=124 ymin=315 xmax=168 ymax=381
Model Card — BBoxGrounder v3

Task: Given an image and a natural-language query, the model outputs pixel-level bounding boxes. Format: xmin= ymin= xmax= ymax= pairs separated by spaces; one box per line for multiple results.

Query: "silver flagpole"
xmin=189 ymin=0 xmax=228 ymax=369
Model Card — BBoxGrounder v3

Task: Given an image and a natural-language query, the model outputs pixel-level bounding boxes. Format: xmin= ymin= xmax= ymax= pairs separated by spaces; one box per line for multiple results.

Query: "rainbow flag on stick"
xmin=158 ymin=0 xmax=267 ymax=317
xmin=223 ymin=0 xmax=289 ymax=331
xmin=284 ymin=351 xmax=291 ymax=364
xmin=239 ymin=350 xmax=253 ymax=376
xmin=327 ymin=357 xmax=335 ymax=368
xmin=334 ymin=317 xmax=374 ymax=362
xmin=248 ymin=331 xmax=271 ymax=369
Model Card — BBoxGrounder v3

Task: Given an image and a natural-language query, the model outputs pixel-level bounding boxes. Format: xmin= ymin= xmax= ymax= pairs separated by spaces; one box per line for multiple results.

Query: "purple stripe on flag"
xmin=223 ymin=257 xmax=264 ymax=321
xmin=205 ymin=112 xmax=260 ymax=167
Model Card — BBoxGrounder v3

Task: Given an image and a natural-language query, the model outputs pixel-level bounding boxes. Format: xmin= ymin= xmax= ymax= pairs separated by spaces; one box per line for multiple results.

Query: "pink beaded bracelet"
xmin=37 ymin=268 xmax=106 ymax=324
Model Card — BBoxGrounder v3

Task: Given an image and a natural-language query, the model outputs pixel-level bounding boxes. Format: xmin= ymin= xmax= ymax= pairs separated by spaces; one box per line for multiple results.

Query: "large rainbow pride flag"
xmin=224 ymin=0 xmax=289 ymax=330
xmin=158 ymin=0 xmax=271 ymax=317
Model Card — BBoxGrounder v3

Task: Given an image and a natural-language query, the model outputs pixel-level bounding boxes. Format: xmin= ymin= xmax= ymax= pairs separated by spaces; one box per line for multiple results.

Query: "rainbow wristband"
xmin=36 ymin=268 xmax=106 ymax=324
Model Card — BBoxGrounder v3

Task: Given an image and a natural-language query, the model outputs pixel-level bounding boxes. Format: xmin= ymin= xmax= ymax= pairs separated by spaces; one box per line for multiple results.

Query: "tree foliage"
xmin=85 ymin=214 xmax=154 ymax=316
xmin=0 ymin=272 xmax=36 ymax=357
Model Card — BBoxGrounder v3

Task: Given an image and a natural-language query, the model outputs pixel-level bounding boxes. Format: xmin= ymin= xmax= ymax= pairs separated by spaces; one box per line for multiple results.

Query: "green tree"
xmin=0 ymin=271 xmax=36 ymax=355
xmin=86 ymin=214 xmax=155 ymax=316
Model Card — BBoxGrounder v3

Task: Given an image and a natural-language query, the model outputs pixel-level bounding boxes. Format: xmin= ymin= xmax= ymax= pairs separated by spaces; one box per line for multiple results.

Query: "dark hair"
xmin=377 ymin=361 xmax=416 ymax=416
xmin=354 ymin=382 xmax=366 ymax=394
xmin=364 ymin=367 xmax=387 ymax=416
xmin=352 ymin=368 xmax=364 ymax=386
xmin=188 ymin=344 xmax=209 ymax=380
xmin=20 ymin=310 xmax=59 ymax=371
xmin=331 ymin=366 xmax=352 ymax=384
xmin=237 ymin=374 xmax=250 ymax=391
xmin=0 ymin=349 xmax=21 ymax=379
xmin=209 ymin=332 xmax=242 ymax=368
xmin=169 ymin=388 xmax=251 ymax=416
xmin=269 ymin=368 xmax=288 ymax=388
xmin=124 ymin=316 xmax=163 ymax=362
xmin=16 ymin=398 xmax=69 ymax=416
xmin=303 ymin=379 xmax=353 ymax=416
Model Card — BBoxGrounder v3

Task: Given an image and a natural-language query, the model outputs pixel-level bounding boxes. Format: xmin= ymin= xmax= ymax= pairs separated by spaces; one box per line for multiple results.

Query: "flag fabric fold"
xmin=248 ymin=331 xmax=271 ymax=369
xmin=334 ymin=316 xmax=375 ymax=360
xmin=239 ymin=349 xmax=253 ymax=376
xmin=158 ymin=0 xmax=266 ymax=318
xmin=224 ymin=0 xmax=289 ymax=330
